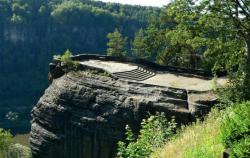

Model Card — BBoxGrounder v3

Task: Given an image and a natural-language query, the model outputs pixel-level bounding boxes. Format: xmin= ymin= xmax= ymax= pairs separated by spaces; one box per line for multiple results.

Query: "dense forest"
xmin=0 ymin=0 xmax=160 ymax=132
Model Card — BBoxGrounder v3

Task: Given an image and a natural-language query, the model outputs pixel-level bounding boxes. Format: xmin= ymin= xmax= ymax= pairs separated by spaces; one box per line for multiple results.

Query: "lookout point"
xmin=30 ymin=54 xmax=227 ymax=158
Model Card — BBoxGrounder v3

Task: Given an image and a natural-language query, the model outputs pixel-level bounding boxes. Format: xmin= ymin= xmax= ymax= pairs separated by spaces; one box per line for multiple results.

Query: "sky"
xmin=98 ymin=0 xmax=171 ymax=7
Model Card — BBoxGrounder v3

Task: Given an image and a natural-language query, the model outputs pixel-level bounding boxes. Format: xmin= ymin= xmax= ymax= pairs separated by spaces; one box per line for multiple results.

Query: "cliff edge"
xmin=30 ymin=56 xmax=222 ymax=158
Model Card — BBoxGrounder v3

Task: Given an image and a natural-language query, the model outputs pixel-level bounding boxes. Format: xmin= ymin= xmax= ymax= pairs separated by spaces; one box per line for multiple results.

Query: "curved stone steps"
xmin=113 ymin=73 xmax=155 ymax=80
xmin=114 ymin=67 xmax=155 ymax=75
xmin=114 ymin=74 xmax=155 ymax=81
xmin=114 ymin=72 xmax=154 ymax=80
xmin=112 ymin=66 xmax=156 ymax=81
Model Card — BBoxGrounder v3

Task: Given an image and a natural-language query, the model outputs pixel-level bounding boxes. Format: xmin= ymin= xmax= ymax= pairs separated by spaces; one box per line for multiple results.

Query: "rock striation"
xmin=30 ymin=57 xmax=219 ymax=158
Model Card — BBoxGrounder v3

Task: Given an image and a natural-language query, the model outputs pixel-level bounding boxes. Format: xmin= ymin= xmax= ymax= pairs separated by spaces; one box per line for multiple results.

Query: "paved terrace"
xmin=79 ymin=59 xmax=227 ymax=91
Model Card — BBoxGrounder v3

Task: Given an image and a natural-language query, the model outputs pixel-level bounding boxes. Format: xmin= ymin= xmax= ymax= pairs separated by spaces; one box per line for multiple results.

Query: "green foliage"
xmin=117 ymin=113 xmax=176 ymax=158
xmin=107 ymin=29 xmax=128 ymax=57
xmin=217 ymin=71 xmax=247 ymax=103
xmin=221 ymin=102 xmax=250 ymax=158
xmin=58 ymin=49 xmax=79 ymax=71
xmin=152 ymin=108 xmax=224 ymax=158
xmin=230 ymin=137 xmax=250 ymax=158
xmin=51 ymin=1 xmax=112 ymax=26
xmin=0 ymin=129 xmax=12 ymax=158
xmin=130 ymin=0 xmax=250 ymax=100
xmin=131 ymin=29 xmax=150 ymax=59
xmin=159 ymin=0 xmax=203 ymax=68
xmin=0 ymin=129 xmax=31 ymax=158
xmin=152 ymin=103 xmax=250 ymax=158
xmin=130 ymin=0 xmax=249 ymax=76
xmin=180 ymin=109 xmax=224 ymax=158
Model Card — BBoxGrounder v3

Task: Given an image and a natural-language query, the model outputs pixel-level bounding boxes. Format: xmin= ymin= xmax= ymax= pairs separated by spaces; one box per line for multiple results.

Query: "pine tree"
xmin=131 ymin=29 xmax=150 ymax=59
xmin=106 ymin=29 xmax=128 ymax=57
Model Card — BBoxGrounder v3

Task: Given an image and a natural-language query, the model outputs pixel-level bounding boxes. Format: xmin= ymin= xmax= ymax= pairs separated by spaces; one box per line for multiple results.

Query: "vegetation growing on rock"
xmin=57 ymin=50 xmax=79 ymax=71
xmin=117 ymin=114 xmax=176 ymax=158
xmin=0 ymin=129 xmax=12 ymax=157
xmin=0 ymin=129 xmax=31 ymax=158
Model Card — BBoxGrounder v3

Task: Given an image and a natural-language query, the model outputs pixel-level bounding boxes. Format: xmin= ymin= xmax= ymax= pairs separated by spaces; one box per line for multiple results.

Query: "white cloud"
xmin=98 ymin=0 xmax=171 ymax=7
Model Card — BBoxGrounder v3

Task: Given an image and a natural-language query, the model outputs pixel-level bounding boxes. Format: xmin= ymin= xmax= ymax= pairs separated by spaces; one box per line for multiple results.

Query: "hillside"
xmin=0 ymin=0 xmax=160 ymax=132
xmin=151 ymin=102 xmax=250 ymax=158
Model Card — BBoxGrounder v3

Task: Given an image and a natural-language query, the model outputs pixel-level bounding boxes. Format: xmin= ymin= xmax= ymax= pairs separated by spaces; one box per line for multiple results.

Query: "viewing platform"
xmin=70 ymin=54 xmax=227 ymax=91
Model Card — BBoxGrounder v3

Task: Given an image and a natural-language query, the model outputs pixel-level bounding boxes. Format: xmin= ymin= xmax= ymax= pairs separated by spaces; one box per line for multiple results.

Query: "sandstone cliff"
xmin=30 ymin=68 xmax=217 ymax=158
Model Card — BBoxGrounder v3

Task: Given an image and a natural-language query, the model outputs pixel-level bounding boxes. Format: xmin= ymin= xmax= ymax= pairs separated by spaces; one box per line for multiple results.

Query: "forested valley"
xmin=0 ymin=0 xmax=160 ymax=132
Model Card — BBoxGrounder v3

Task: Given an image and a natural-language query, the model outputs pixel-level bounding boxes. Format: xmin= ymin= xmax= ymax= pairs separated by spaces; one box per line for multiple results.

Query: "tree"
xmin=206 ymin=0 xmax=250 ymax=98
xmin=158 ymin=0 xmax=208 ymax=69
xmin=131 ymin=22 xmax=167 ymax=62
xmin=58 ymin=49 xmax=79 ymax=71
xmin=131 ymin=29 xmax=150 ymax=59
xmin=106 ymin=29 xmax=128 ymax=57
xmin=169 ymin=0 xmax=250 ymax=98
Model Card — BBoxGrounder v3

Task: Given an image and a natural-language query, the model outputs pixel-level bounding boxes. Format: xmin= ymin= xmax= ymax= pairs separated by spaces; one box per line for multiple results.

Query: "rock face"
xmin=30 ymin=70 xmax=217 ymax=158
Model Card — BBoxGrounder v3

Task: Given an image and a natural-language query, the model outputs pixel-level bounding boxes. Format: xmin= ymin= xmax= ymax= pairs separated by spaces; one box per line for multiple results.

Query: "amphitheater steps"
xmin=112 ymin=66 xmax=156 ymax=81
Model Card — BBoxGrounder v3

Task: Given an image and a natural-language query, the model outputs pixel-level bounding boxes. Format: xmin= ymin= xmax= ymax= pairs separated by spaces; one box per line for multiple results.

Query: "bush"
xmin=0 ymin=129 xmax=32 ymax=158
xmin=151 ymin=102 xmax=250 ymax=158
xmin=151 ymin=108 xmax=224 ymax=158
xmin=56 ymin=49 xmax=79 ymax=71
xmin=221 ymin=102 xmax=250 ymax=158
xmin=0 ymin=129 xmax=12 ymax=158
xmin=230 ymin=137 xmax=250 ymax=158
xmin=217 ymin=70 xmax=249 ymax=104
xmin=116 ymin=113 xmax=176 ymax=158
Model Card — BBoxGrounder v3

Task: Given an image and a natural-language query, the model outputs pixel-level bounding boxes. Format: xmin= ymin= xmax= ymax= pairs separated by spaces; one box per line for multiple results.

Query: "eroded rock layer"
xmin=30 ymin=71 xmax=216 ymax=158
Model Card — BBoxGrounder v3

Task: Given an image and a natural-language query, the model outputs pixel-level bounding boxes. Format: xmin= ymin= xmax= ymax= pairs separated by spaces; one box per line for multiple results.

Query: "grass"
xmin=151 ymin=108 xmax=225 ymax=158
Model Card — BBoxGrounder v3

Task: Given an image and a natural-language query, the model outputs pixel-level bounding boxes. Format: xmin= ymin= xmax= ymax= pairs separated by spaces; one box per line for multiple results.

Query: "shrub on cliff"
xmin=55 ymin=49 xmax=79 ymax=71
xmin=0 ymin=129 xmax=31 ymax=158
xmin=116 ymin=113 xmax=176 ymax=158
xmin=0 ymin=129 xmax=12 ymax=158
